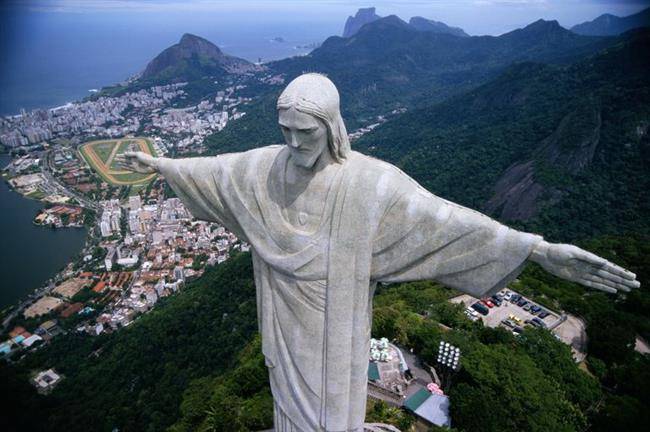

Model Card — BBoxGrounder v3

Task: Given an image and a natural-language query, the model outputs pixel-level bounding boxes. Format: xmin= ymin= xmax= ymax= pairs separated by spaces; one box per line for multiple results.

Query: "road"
xmin=39 ymin=149 xmax=99 ymax=211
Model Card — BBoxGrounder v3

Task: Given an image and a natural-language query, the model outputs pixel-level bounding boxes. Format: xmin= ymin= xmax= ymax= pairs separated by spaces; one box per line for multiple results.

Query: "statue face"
xmin=279 ymin=107 xmax=328 ymax=169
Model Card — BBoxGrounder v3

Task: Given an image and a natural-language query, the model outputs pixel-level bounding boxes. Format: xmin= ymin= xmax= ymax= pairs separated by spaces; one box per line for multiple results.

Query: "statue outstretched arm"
xmin=117 ymin=151 xmax=230 ymax=226
xmin=117 ymin=151 xmax=163 ymax=174
xmin=527 ymin=240 xmax=639 ymax=294
xmin=370 ymin=175 xmax=640 ymax=296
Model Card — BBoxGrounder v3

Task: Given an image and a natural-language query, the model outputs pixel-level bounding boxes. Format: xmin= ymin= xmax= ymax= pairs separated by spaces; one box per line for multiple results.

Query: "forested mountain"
xmin=571 ymin=7 xmax=650 ymax=36
xmin=353 ymin=29 xmax=650 ymax=241
xmin=94 ymin=33 xmax=261 ymax=101
xmin=272 ymin=16 xmax=613 ymax=121
xmin=204 ymin=15 xmax=618 ymax=154
xmin=2 ymin=253 xmax=259 ymax=432
xmin=141 ymin=33 xmax=259 ymax=83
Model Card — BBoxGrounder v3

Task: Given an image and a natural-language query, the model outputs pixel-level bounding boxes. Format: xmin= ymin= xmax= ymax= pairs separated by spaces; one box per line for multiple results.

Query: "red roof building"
xmin=93 ymin=281 xmax=107 ymax=293
xmin=60 ymin=302 xmax=84 ymax=318
xmin=9 ymin=326 xmax=27 ymax=338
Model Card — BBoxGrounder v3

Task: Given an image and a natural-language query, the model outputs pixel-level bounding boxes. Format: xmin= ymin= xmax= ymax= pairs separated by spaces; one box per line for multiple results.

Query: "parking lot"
xmin=450 ymin=291 xmax=561 ymax=328
xmin=449 ymin=290 xmax=587 ymax=361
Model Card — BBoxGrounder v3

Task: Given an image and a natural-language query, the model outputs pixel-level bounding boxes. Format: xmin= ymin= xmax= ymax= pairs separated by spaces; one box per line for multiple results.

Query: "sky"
xmin=2 ymin=0 xmax=650 ymax=35
xmin=1 ymin=0 xmax=649 ymax=114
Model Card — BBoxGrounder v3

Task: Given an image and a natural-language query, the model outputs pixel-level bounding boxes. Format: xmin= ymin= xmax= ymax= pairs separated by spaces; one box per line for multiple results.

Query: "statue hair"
xmin=277 ymin=73 xmax=350 ymax=163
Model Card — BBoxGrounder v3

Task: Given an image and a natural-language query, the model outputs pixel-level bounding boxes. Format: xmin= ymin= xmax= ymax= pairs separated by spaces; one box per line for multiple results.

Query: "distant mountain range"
xmin=408 ymin=16 xmax=469 ymax=37
xmin=353 ymin=29 xmax=650 ymax=240
xmin=125 ymin=13 xmax=613 ymax=109
xmin=571 ymin=7 xmax=650 ymax=36
xmin=140 ymin=33 xmax=259 ymax=83
xmin=343 ymin=7 xmax=469 ymax=38
xmin=342 ymin=5 xmax=650 ymax=39
xmin=273 ymin=15 xmax=613 ymax=122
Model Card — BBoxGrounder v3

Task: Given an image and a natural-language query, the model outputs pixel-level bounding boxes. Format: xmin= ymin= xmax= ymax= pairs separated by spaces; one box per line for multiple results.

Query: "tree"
xmin=450 ymin=344 xmax=587 ymax=432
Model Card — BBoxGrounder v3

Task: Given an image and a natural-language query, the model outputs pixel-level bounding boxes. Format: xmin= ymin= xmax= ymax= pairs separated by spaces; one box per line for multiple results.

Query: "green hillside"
xmin=3 ymin=252 xmax=258 ymax=432
xmin=270 ymin=16 xmax=614 ymax=122
xmin=354 ymin=29 xmax=650 ymax=242
xmin=204 ymin=17 xmax=618 ymax=155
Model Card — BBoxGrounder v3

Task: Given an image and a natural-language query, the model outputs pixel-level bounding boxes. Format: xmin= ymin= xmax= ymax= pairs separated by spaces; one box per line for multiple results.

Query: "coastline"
xmin=0 ymin=154 xmax=88 ymax=310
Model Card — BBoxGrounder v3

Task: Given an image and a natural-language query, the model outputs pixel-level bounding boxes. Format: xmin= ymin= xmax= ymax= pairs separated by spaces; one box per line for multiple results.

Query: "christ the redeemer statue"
xmin=119 ymin=73 xmax=639 ymax=432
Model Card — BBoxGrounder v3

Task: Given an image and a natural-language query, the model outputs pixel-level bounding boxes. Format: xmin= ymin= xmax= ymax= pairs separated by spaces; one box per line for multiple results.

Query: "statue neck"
xmin=286 ymin=148 xmax=336 ymax=186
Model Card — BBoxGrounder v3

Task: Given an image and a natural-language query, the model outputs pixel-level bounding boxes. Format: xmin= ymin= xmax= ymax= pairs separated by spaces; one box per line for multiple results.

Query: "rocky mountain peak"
xmin=141 ymin=33 xmax=258 ymax=81
xmin=343 ymin=7 xmax=382 ymax=38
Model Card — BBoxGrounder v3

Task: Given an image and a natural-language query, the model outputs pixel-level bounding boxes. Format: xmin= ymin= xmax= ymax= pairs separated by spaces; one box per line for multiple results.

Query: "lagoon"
xmin=0 ymin=155 xmax=87 ymax=309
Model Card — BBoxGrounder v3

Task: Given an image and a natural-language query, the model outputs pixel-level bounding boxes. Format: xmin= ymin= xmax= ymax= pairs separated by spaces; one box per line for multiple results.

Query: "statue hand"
xmin=115 ymin=151 xmax=158 ymax=174
xmin=531 ymin=241 xmax=640 ymax=294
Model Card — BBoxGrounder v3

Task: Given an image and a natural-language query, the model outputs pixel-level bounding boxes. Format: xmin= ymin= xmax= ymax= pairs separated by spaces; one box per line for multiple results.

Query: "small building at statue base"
xmin=367 ymin=337 xmax=452 ymax=428
xmin=404 ymin=387 xmax=451 ymax=428
xmin=32 ymin=368 xmax=63 ymax=394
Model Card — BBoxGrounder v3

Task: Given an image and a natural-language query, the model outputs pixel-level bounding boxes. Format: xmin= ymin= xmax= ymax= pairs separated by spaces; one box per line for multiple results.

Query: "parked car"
xmin=472 ymin=302 xmax=489 ymax=316
xmin=532 ymin=317 xmax=547 ymax=328
xmin=538 ymin=311 xmax=550 ymax=319
xmin=523 ymin=303 xmax=532 ymax=312
xmin=481 ymin=299 xmax=495 ymax=308
xmin=510 ymin=294 xmax=521 ymax=303
xmin=502 ymin=319 xmax=517 ymax=328
xmin=530 ymin=305 xmax=542 ymax=314
xmin=509 ymin=314 xmax=523 ymax=325
xmin=517 ymin=298 xmax=528 ymax=307
xmin=503 ymin=292 xmax=513 ymax=301
xmin=490 ymin=295 xmax=503 ymax=306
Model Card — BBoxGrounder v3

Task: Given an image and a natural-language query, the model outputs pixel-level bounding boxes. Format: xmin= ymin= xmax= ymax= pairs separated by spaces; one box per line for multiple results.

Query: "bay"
xmin=0 ymin=155 xmax=87 ymax=309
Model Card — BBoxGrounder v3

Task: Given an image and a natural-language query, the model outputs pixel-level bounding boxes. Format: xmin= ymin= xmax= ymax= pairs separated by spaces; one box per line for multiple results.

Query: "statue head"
xmin=277 ymin=73 xmax=350 ymax=169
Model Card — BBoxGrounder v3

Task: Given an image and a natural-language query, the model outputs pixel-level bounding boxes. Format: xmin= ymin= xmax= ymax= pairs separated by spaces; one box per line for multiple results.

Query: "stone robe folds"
xmin=158 ymin=145 xmax=542 ymax=431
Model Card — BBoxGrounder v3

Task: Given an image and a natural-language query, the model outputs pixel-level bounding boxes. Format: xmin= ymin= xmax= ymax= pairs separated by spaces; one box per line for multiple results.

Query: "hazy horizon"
xmin=1 ymin=0 xmax=649 ymax=115
xmin=3 ymin=0 xmax=649 ymax=36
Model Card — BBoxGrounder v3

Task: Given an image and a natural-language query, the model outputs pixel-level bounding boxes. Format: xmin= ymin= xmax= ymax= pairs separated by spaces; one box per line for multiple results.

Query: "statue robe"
xmin=158 ymin=145 xmax=542 ymax=431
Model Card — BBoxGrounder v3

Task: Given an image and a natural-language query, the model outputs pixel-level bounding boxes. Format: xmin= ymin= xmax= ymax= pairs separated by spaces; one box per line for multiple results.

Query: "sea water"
xmin=0 ymin=10 xmax=341 ymax=116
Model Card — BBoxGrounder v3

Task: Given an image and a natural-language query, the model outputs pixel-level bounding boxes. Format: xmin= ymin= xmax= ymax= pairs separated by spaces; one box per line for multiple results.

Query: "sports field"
xmin=79 ymin=138 xmax=157 ymax=186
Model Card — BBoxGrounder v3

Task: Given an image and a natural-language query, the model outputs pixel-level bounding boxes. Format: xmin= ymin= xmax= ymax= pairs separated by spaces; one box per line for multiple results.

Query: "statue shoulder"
xmin=215 ymin=145 xmax=284 ymax=178
xmin=219 ymin=145 xmax=283 ymax=160
xmin=348 ymin=151 xmax=437 ymax=200
xmin=216 ymin=145 xmax=284 ymax=166
xmin=348 ymin=151 xmax=411 ymax=181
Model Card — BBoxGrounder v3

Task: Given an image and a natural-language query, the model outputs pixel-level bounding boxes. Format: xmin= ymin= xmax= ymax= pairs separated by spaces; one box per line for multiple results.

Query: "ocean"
xmin=0 ymin=10 xmax=341 ymax=116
